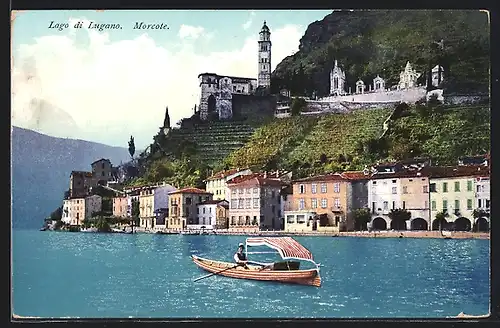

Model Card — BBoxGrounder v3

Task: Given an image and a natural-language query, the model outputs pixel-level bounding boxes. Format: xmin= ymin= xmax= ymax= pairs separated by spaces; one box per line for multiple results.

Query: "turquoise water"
xmin=12 ymin=229 xmax=490 ymax=318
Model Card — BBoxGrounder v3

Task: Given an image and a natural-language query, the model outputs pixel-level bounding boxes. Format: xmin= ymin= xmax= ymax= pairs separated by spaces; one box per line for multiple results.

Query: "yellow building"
xmin=205 ymin=168 xmax=252 ymax=200
xmin=139 ymin=187 xmax=155 ymax=228
xmin=428 ymin=165 xmax=489 ymax=231
xmin=168 ymin=188 xmax=213 ymax=230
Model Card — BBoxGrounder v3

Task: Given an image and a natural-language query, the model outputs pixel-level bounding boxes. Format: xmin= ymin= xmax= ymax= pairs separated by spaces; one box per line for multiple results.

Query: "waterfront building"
xmin=69 ymin=197 xmax=85 ymax=226
xmin=126 ymin=190 xmax=140 ymax=217
xmin=112 ymin=196 xmax=128 ymax=218
xmin=227 ymin=172 xmax=283 ymax=231
xmin=205 ymin=168 xmax=252 ymax=200
xmin=288 ymin=171 xmax=368 ymax=233
xmin=69 ymin=171 xmax=95 ymax=198
xmin=474 ymin=176 xmax=490 ymax=231
xmin=168 ymin=188 xmax=213 ymax=230
xmin=368 ymin=167 xmax=431 ymax=231
xmin=153 ymin=184 xmax=177 ymax=229
xmin=84 ymin=195 xmax=102 ymax=219
xmin=62 ymin=199 xmax=72 ymax=224
xmin=373 ymin=75 xmax=386 ymax=92
xmin=192 ymin=199 xmax=229 ymax=230
xmin=139 ymin=186 xmax=155 ymax=229
xmin=428 ymin=165 xmax=489 ymax=231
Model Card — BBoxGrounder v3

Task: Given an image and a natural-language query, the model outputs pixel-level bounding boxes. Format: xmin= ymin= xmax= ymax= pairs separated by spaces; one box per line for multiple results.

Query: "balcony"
xmin=331 ymin=206 xmax=343 ymax=213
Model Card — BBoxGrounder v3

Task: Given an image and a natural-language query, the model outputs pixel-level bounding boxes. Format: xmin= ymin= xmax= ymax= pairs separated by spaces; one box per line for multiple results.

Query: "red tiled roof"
xmin=227 ymin=173 xmax=283 ymax=187
xmin=198 ymin=199 xmax=228 ymax=205
xmin=340 ymin=171 xmax=371 ymax=180
xmin=168 ymin=187 xmax=212 ymax=195
xmin=423 ymin=165 xmax=490 ymax=179
xmin=292 ymin=173 xmax=347 ymax=183
xmin=206 ymin=168 xmax=249 ymax=181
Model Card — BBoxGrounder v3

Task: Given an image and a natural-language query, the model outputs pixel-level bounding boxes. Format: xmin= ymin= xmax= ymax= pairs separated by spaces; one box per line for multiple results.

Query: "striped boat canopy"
xmin=246 ymin=237 xmax=314 ymax=261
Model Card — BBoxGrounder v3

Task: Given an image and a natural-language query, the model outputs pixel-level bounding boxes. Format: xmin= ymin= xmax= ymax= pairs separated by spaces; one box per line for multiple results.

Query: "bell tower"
xmin=257 ymin=21 xmax=272 ymax=89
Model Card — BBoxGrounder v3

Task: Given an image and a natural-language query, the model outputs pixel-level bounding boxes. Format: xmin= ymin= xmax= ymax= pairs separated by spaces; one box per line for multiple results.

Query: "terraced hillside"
xmin=167 ymin=121 xmax=258 ymax=164
xmin=226 ymin=108 xmax=392 ymax=171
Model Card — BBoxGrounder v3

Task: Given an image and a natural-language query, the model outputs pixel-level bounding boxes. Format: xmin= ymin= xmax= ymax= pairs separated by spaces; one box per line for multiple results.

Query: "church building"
xmin=198 ymin=21 xmax=272 ymax=121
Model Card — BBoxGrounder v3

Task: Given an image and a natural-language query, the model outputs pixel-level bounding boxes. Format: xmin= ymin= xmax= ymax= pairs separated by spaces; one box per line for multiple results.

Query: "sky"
xmin=11 ymin=10 xmax=332 ymax=149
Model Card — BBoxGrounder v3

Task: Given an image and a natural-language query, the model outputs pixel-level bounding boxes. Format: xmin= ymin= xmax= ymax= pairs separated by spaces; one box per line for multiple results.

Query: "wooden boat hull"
xmin=192 ymin=255 xmax=321 ymax=287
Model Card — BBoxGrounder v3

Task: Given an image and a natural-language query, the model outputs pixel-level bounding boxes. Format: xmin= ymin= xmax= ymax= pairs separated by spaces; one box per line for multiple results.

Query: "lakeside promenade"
xmin=132 ymin=227 xmax=490 ymax=240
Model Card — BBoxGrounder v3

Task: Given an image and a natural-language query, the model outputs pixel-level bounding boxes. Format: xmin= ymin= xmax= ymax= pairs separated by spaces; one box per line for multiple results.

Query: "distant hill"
xmin=11 ymin=126 xmax=130 ymax=229
xmin=271 ymin=10 xmax=489 ymax=97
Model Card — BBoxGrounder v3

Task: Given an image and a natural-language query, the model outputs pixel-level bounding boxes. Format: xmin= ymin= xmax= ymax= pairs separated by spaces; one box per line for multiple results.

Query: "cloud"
xmin=178 ymin=24 xmax=205 ymax=40
xmin=12 ymin=20 xmax=303 ymax=149
xmin=242 ymin=10 xmax=256 ymax=30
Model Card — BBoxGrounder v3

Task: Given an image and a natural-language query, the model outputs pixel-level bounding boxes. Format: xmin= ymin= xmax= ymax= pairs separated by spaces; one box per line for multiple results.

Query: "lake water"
xmin=11 ymin=229 xmax=490 ymax=318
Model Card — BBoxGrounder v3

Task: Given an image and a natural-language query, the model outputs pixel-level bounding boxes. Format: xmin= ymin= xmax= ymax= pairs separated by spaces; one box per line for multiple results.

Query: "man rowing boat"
xmin=234 ymin=243 xmax=248 ymax=267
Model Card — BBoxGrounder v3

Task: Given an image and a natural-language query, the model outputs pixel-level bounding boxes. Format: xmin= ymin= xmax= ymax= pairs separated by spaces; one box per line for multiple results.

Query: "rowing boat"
xmin=191 ymin=236 xmax=321 ymax=287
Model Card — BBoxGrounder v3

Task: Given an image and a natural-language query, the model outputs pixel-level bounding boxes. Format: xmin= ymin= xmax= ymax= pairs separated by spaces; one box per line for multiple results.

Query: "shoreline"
xmin=133 ymin=228 xmax=490 ymax=240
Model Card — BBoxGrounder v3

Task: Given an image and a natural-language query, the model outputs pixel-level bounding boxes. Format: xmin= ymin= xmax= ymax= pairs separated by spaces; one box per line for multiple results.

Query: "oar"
xmin=193 ymin=264 xmax=239 ymax=282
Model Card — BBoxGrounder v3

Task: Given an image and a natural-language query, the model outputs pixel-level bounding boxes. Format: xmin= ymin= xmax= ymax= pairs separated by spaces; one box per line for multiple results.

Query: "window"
xmin=321 ymin=199 xmax=328 ymax=208
xmin=467 ymin=199 xmax=473 ymax=210
xmin=431 ymin=200 xmax=436 ymax=211
xmin=392 ymin=201 xmax=396 ymax=209
xmin=186 ymin=197 xmax=192 ymax=205
xmin=334 ymin=198 xmax=340 ymax=208
xmin=442 ymin=200 xmax=448 ymax=211
xmin=403 ymin=201 xmax=406 ymax=209
xmin=311 ymin=184 xmax=317 ymax=194
xmin=238 ymin=189 xmax=243 ymax=194
xmin=311 ymin=198 xmax=318 ymax=208
xmin=392 ymin=187 xmax=397 ymax=194
xmin=271 ymin=191 xmax=275 ymax=198
xmin=186 ymin=208 xmax=190 ymax=216
xmin=198 ymin=196 xmax=202 ymax=203
xmin=297 ymin=215 xmax=306 ymax=224
xmin=373 ymin=181 xmax=377 ymax=185
xmin=478 ymin=199 xmax=482 ymax=208
xmin=454 ymin=199 xmax=460 ymax=210
xmin=253 ymin=198 xmax=259 ymax=208
xmin=392 ymin=179 xmax=397 ymax=184
xmin=245 ymin=198 xmax=251 ymax=209
xmin=443 ymin=182 xmax=448 ymax=193
xmin=423 ymin=185 xmax=428 ymax=193
xmin=476 ymin=185 xmax=483 ymax=193
xmin=454 ymin=181 xmax=460 ymax=192
xmin=238 ymin=199 xmax=244 ymax=209
xmin=101 ymin=171 xmax=105 ymax=176
xmin=383 ymin=201 xmax=388 ymax=210
xmin=299 ymin=184 xmax=305 ymax=194
xmin=271 ymin=205 xmax=275 ymax=213
xmin=299 ymin=199 xmax=305 ymax=210
xmin=287 ymin=215 xmax=295 ymax=224
xmin=321 ymin=183 xmax=328 ymax=193
xmin=253 ymin=188 xmax=258 ymax=194
xmin=486 ymin=199 xmax=490 ymax=209
xmin=402 ymin=186 xmax=408 ymax=194
xmin=430 ymin=183 xmax=436 ymax=192
xmin=467 ymin=181 xmax=473 ymax=192
xmin=334 ymin=183 xmax=340 ymax=193
xmin=232 ymin=189 xmax=237 ymax=195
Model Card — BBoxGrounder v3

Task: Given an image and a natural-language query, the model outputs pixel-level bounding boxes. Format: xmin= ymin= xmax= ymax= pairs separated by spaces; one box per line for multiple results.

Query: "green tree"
xmin=128 ymin=136 xmax=136 ymax=158
xmin=435 ymin=211 xmax=450 ymax=231
xmin=353 ymin=208 xmax=371 ymax=231
xmin=95 ymin=217 xmax=111 ymax=233
xmin=290 ymin=97 xmax=306 ymax=116
xmin=388 ymin=208 xmax=411 ymax=230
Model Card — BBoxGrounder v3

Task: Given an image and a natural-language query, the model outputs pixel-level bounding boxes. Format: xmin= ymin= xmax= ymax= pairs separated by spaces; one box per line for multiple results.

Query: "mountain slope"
xmin=11 ymin=126 xmax=130 ymax=229
xmin=271 ymin=10 xmax=489 ymax=97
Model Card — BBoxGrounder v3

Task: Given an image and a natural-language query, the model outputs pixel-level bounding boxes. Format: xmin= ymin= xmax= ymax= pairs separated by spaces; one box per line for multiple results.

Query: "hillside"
xmin=11 ymin=126 xmax=130 ymax=229
xmin=224 ymin=105 xmax=490 ymax=178
xmin=271 ymin=10 xmax=489 ymax=97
